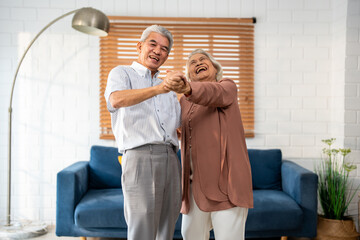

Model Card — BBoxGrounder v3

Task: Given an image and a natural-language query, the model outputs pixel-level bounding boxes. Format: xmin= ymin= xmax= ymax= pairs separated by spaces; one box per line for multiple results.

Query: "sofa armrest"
xmin=56 ymin=161 xmax=89 ymax=236
xmin=281 ymin=160 xmax=318 ymax=237
xmin=281 ymin=160 xmax=317 ymax=207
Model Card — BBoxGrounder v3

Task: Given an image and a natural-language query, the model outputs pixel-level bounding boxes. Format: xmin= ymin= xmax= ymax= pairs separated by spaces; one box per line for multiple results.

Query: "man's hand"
xmin=164 ymin=70 xmax=191 ymax=95
xmin=156 ymin=79 xmax=170 ymax=94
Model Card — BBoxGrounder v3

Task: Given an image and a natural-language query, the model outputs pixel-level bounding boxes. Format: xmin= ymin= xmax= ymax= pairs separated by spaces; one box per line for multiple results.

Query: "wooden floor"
xmin=30 ymin=226 xmax=310 ymax=240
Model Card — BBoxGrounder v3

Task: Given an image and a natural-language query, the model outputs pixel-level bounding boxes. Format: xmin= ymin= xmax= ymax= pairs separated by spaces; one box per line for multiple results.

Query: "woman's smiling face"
xmin=188 ymin=53 xmax=217 ymax=82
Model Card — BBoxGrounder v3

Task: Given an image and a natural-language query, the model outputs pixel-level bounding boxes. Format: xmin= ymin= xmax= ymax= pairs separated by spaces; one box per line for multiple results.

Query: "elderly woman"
xmin=164 ymin=49 xmax=253 ymax=240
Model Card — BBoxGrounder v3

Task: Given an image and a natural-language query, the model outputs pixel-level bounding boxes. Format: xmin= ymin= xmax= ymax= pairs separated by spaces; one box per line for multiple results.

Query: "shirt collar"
xmin=131 ymin=61 xmax=160 ymax=79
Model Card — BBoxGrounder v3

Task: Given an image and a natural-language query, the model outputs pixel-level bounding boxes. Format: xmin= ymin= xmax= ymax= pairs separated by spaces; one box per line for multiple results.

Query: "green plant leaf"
xmin=315 ymin=138 xmax=359 ymax=220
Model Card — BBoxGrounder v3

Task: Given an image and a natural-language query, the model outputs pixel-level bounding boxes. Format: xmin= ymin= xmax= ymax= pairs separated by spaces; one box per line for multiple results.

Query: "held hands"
xmin=164 ymin=70 xmax=191 ymax=95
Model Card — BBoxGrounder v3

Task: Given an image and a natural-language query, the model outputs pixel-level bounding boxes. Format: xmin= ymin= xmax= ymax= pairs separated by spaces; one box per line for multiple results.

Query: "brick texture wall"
xmin=0 ymin=0 xmax=359 ymax=225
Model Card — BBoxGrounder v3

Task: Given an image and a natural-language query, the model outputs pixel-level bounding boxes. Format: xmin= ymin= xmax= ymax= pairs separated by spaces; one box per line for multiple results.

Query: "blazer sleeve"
xmin=185 ymin=78 xmax=237 ymax=108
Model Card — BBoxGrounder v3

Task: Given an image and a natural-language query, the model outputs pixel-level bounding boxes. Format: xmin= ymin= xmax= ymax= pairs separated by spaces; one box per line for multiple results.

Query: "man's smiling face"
xmin=188 ymin=53 xmax=217 ymax=82
xmin=137 ymin=32 xmax=169 ymax=75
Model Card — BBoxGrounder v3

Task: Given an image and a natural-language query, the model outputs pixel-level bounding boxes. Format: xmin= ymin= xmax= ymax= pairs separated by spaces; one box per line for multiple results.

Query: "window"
xmin=99 ymin=16 xmax=255 ymax=139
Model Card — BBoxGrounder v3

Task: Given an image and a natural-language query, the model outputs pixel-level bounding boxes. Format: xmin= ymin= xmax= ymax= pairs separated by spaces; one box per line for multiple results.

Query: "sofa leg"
xmin=80 ymin=237 xmax=87 ymax=240
xmin=280 ymin=237 xmax=288 ymax=240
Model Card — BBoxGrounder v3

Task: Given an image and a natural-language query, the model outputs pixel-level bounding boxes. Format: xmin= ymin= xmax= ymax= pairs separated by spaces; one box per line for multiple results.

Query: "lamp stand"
xmin=0 ymin=220 xmax=47 ymax=239
xmin=1 ymin=6 xmax=109 ymax=238
xmin=2 ymin=8 xmax=80 ymax=239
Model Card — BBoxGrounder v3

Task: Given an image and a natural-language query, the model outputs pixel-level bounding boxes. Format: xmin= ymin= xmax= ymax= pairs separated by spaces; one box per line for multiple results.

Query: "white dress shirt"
xmin=104 ymin=61 xmax=181 ymax=153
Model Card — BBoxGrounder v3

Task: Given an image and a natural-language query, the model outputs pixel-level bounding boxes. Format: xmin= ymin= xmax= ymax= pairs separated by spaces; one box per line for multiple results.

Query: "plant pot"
xmin=315 ymin=215 xmax=360 ymax=240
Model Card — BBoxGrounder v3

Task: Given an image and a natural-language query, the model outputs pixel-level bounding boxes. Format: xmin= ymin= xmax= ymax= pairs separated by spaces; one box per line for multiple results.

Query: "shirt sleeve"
xmin=186 ymin=78 xmax=237 ymax=108
xmin=104 ymin=66 xmax=130 ymax=113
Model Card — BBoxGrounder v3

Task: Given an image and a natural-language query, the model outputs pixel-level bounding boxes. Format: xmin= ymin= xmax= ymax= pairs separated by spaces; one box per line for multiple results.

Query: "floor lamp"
xmin=1 ymin=7 xmax=109 ymax=239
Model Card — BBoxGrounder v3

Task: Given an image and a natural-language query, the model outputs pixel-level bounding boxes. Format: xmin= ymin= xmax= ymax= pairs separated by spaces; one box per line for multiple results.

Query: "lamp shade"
xmin=72 ymin=7 xmax=110 ymax=37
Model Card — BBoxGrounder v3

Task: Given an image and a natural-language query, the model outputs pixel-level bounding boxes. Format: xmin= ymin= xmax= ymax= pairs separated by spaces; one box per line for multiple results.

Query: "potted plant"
xmin=315 ymin=138 xmax=360 ymax=240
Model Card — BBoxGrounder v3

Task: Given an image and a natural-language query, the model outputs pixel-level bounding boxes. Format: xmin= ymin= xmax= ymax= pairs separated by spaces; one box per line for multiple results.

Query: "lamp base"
xmin=0 ymin=219 xmax=47 ymax=239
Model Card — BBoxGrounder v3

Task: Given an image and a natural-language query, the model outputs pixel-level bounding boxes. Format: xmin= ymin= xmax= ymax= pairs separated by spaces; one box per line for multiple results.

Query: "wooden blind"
xmin=99 ymin=16 xmax=255 ymax=140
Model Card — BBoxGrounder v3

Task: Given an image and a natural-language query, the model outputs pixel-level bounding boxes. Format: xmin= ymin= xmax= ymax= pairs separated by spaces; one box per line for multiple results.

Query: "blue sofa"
xmin=56 ymin=145 xmax=318 ymax=239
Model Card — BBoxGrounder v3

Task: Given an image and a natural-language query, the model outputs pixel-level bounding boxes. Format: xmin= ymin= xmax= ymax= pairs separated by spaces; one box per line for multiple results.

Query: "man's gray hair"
xmin=186 ymin=49 xmax=223 ymax=81
xmin=140 ymin=25 xmax=173 ymax=53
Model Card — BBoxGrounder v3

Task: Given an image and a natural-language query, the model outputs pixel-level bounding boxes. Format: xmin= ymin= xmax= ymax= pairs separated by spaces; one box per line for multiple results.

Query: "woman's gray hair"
xmin=186 ymin=49 xmax=223 ymax=81
xmin=140 ymin=25 xmax=173 ymax=53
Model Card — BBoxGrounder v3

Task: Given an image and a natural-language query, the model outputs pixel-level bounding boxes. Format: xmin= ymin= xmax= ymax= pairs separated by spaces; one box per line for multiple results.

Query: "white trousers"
xmin=181 ymin=187 xmax=248 ymax=240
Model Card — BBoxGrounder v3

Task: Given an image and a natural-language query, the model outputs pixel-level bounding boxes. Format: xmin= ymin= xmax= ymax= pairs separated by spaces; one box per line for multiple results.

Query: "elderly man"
xmin=104 ymin=25 xmax=182 ymax=240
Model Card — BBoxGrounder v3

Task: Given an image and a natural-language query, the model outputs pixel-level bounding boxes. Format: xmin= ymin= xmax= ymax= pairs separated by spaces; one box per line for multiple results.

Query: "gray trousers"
xmin=121 ymin=144 xmax=182 ymax=240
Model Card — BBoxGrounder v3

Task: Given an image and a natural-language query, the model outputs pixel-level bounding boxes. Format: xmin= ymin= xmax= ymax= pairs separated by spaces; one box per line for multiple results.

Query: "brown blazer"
xmin=180 ymin=78 xmax=253 ymax=214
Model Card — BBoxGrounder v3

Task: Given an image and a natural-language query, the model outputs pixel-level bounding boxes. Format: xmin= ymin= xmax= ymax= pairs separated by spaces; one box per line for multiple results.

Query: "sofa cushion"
xmin=248 ymin=149 xmax=282 ymax=190
xmin=246 ymin=190 xmax=303 ymax=231
xmin=89 ymin=145 xmax=122 ymax=189
xmin=75 ymin=188 xmax=126 ymax=228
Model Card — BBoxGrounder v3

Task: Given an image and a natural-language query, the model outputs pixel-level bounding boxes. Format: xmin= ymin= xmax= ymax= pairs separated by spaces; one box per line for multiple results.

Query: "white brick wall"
xmin=0 ymin=0 xmax=359 ymax=225
xmin=346 ymin=0 xmax=360 ymax=159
